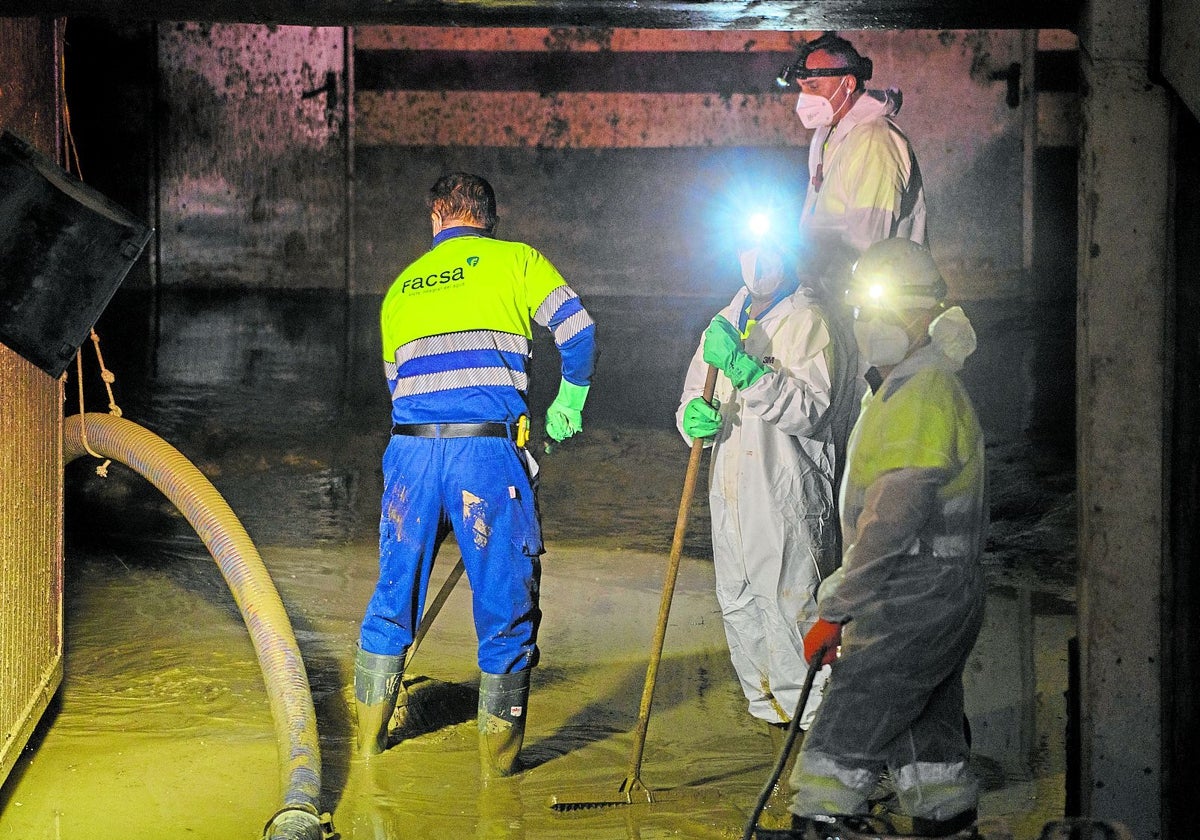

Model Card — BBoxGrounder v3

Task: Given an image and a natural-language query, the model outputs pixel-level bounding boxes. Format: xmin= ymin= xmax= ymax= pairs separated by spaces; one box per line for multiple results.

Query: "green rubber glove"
xmin=545 ymin=378 xmax=589 ymax=442
xmin=701 ymin=315 xmax=770 ymax=390
xmin=701 ymin=315 xmax=743 ymax=371
xmin=682 ymin=397 xmax=722 ymax=440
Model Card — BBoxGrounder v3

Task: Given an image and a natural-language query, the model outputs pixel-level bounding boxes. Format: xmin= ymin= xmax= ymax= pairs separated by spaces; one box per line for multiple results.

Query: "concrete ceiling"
xmin=1 ymin=0 xmax=1079 ymax=30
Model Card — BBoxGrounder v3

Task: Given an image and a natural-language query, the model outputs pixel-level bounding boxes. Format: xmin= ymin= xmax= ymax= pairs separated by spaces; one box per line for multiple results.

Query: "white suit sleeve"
xmin=739 ymin=308 xmax=834 ymax=438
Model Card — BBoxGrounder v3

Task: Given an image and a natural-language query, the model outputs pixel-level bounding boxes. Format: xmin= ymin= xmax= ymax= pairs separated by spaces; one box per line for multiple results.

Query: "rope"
xmin=72 ymin=331 xmax=126 ymax=478
xmin=60 ymin=21 xmax=124 ymax=478
xmin=59 ymin=22 xmax=83 ymax=180
xmin=89 ymin=329 xmax=123 ymax=418
xmin=74 ymin=350 xmax=111 ymax=476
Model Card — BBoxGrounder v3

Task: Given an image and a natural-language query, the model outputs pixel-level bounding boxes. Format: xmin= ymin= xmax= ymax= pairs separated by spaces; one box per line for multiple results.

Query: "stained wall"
xmin=351 ymin=27 xmax=1031 ymax=302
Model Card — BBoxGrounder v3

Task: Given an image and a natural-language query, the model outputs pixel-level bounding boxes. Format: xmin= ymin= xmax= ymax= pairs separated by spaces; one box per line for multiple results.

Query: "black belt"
xmin=391 ymin=422 xmax=514 ymax=440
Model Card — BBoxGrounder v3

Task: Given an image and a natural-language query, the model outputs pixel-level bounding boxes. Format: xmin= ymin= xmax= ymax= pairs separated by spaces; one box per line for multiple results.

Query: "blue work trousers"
xmin=359 ymin=434 xmax=543 ymax=674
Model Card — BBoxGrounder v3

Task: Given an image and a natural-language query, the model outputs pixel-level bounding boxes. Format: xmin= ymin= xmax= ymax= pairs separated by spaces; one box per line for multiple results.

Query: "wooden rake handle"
xmin=622 ymin=363 xmax=719 ymax=790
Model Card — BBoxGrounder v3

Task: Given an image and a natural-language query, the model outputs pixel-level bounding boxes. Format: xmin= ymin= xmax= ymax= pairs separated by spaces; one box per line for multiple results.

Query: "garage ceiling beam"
xmin=4 ymin=0 xmax=1079 ymax=31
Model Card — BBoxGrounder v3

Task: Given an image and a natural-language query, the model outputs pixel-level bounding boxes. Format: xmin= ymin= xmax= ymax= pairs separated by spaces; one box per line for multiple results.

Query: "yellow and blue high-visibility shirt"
xmin=380 ymin=226 xmax=596 ymax=425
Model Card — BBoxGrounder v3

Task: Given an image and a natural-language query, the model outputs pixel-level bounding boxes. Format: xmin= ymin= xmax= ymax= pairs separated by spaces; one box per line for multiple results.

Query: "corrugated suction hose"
xmin=64 ymin=412 xmax=325 ymax=840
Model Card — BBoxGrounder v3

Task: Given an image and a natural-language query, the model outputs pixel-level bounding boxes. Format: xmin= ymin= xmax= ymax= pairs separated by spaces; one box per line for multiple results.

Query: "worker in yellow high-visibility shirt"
xmin=790 ymin=238 xmax=987 ymax=840
xmin=354 ymin=172 xmax=596 ymax=780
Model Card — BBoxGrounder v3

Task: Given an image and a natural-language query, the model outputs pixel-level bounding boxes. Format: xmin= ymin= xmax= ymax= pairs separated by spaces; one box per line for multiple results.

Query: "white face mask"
xmin=741 ymin=248 xmax=786 ymax=298
xmin=854 ymin=318 xmax=912 ymax=368
xmin=794 ymin=77 xmax=849 ymax=129
xmin=795 ymin=92 xmax=833 ymax=129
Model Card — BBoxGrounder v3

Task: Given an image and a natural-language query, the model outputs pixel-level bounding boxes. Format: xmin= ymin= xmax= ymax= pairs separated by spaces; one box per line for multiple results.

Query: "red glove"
xmin=803 ymin=618 xmax=842 ymax=666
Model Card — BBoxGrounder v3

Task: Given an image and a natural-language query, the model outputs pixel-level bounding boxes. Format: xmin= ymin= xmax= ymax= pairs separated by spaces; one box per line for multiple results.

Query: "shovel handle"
xmin=625 ymin=364 xmax=719 ymax=782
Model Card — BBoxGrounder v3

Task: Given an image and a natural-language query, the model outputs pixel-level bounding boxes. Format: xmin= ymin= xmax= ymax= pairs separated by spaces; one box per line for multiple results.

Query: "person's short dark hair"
xmin=428 ymin=172 xmax=498 ymax=231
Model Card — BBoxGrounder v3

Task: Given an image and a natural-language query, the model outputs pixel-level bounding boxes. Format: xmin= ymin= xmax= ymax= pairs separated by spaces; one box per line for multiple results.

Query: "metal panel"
xmin=0 ymin=345 xmax=63 ymax=787
xmin=0 ymin=16 xmax=65 ymax=792
xmin=0 ymin=131 xmax=154 ymax=378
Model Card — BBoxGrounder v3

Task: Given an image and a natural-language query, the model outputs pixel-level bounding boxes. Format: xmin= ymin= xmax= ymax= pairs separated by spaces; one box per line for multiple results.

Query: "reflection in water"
xmin=1 ymin=289 xmax=1075 ymax=839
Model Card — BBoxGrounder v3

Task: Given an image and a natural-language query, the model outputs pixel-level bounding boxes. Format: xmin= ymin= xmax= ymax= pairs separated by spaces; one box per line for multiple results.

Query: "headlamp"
xmin=776 ymin=65 xmax=863 ymax=88
xmin=775 ymin=31 xmax=873 ymax=89
xmin=845 ymin=275 xmax=943 ymax=313
xmin=707 ymin=179 xmax=800 ymax=265
xmin=847 ymin=238 xmax=947 ymax=311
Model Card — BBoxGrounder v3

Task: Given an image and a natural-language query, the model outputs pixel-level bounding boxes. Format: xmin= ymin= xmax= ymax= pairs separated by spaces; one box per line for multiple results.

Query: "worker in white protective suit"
xmin=777 ymin=31 xmax=927 ymax=255
xmin=676 ymin=230 xmax=860 ymax=740
xmin=788 ymin=238 xmax=987 ymax=840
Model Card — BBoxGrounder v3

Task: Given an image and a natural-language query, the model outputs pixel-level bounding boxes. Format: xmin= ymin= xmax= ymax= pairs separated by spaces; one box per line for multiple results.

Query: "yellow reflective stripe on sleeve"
xmin=523 ymin=247 xmax=570 ymax=317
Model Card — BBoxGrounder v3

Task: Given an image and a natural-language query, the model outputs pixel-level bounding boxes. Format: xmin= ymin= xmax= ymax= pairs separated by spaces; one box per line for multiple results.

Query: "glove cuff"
xmin=555 ymin=378 xmax=590 ymax=411
xmin=728 ymin=354 xmax=769 ymax=390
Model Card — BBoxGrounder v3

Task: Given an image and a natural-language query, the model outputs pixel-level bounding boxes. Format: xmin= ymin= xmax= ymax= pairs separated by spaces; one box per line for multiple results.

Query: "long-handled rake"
xmin=549 ymin=365 xmax=719 ymax=811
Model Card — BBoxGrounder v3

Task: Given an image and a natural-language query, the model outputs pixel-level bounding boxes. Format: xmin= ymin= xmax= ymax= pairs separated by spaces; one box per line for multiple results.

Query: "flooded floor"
xmin=0 ymin=291 xmax=1075 ymax=840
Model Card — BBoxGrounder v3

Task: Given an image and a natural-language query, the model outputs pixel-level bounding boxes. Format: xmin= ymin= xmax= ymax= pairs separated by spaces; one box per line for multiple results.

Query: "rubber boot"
xmin=354 ymin=646 xmax=404 ymax=758
xmin=477 ymin=669 xmax=530 ymax=779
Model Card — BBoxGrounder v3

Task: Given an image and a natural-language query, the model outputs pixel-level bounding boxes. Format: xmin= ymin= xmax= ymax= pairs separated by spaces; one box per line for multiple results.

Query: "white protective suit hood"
xmin=872 ymin=305 xmax=977 ymax=402
xmin=846 ymin=87 xmax=904 ymax=126
xmin=927 ymin=305 xmax=977 ymax=369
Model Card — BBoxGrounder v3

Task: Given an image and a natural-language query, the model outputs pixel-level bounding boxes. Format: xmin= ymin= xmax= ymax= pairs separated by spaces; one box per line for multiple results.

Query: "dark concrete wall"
xmin=353 ymin=28 xmax=1030 ymax=302
xmin=156 ymin=23 xmax=349 ymax=289
xmin=54 ymin=23 xmax=1079 ymax=447
xmin=89 ymin=25 xmax=1039 ymax=300
xmin=0 ymin=18 xmax=60 ymax=154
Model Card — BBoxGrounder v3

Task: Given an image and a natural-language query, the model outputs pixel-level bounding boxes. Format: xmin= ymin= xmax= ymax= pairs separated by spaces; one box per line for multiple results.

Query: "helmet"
xmin=847 ymin=238 xmax=947 ymax=311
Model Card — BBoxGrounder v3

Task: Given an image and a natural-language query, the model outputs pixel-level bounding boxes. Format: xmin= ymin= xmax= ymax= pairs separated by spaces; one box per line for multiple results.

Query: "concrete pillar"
xmin=1076 ymin=0 xmax=1170 ymax=836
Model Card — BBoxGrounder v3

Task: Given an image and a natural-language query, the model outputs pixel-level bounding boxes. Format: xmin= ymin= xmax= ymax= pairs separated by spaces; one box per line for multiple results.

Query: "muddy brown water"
xmin=0 ymin=292 xmax=1074 ymax=839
